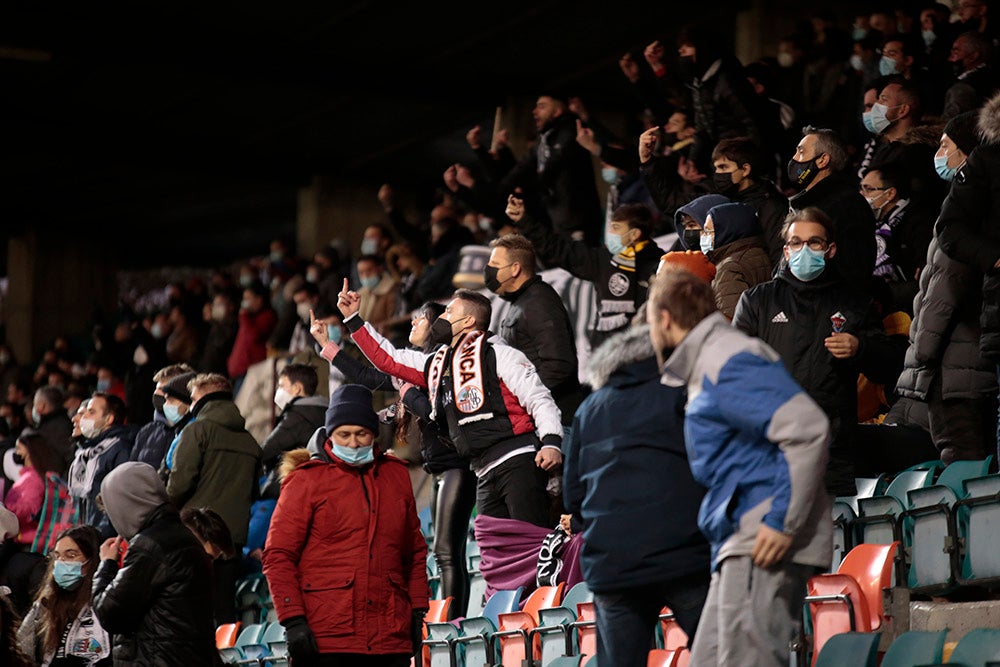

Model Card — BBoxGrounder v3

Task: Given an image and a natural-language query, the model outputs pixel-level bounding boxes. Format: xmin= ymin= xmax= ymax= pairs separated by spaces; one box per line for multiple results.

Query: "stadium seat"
xmin=901 ymin=458 xmax=993 ymax=593
xmin=216 ymin=622 xmax=242 ymax=651
xmin=261 ymin=622 xmax=287 ymax=665
xmin=491 ymin=583 xmax=565 ymax=666
xmin=529 ymin=581 xmax=594 ymax=665
xmin=947 ymin=627 xmax=1000 ymax=666
xmin=449 ymin=587 xmax=524 ymax=667
xmin=854 ymin=469 xmax=935 ymax=546
xmin=813 ymin=631 xmax=880 ymax=667
xmin=572 ymin=601 xmax=597 ymax=665
xmin=657 ymin=607 xmax=689 ymax=652
xmin=466 ymin=570 xmax=488 ymax=618
xmin=880 ymin=629 xmax=947 ymax=667
xmin=236 ymin=573 xmax=271 ymax=626
xmin=955 ymin=473 xmax=1000 ymax=587
xmin=805 ymin=542 xmax=898 ymax=666
xmin=547 ymin=656 xmax=584 ymax=667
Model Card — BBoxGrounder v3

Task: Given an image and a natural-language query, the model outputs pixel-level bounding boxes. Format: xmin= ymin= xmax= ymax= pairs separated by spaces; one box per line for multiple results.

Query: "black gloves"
xmin=410 ymin=608 xmax=428 ymax=656
xmin=284 ymin=615 xmax=319 ymax=662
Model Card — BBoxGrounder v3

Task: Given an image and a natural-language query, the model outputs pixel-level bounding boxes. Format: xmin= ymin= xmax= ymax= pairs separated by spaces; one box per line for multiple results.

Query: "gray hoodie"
xmin=100 ymin=461 xmax=168 ymax=540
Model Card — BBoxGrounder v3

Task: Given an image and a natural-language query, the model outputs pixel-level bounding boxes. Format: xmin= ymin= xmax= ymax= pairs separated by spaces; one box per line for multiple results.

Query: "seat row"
xmin=832 ymin=456 xmax=1000 ymax=594
xmin=216 ymin=620 xmax=287 ymax=666
xmin=813 ymin=627 xmax=1000 ymax=667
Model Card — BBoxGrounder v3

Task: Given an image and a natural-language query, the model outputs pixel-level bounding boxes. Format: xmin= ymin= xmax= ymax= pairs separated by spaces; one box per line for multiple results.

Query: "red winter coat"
xmin=226 ymin=307 xmax=277 ymax=379
xmin=262 ymin=450 xmax=429 ymax=655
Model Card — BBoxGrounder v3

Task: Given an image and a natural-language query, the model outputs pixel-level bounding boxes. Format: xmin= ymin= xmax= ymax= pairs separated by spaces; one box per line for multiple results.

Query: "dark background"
xmin=3 ymin=0 xmax=865 ymax=270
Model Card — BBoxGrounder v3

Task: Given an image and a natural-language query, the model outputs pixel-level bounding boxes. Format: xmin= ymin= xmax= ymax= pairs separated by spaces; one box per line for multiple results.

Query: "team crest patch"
xmin=831 ymin=311 xmax=846 ymax=333
xmin=608 ymin=272 xmax=629 ymax=297
xmin=457 ymin=385 xmax=484 ymax=412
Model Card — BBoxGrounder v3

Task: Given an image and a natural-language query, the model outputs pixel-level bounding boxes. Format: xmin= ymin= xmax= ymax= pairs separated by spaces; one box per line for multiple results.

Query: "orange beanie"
xmin=657 ymin=250 xmax=717 ymax=283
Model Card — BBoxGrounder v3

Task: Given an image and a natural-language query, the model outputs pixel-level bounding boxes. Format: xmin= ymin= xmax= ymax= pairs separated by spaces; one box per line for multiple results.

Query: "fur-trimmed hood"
xmin=586 ymin=324 xmax=659 ymax=390
xmin=897 ymin=122 xmax=946 ymax=147
xmin=979 ymin=92 xmax=1000 ymax=144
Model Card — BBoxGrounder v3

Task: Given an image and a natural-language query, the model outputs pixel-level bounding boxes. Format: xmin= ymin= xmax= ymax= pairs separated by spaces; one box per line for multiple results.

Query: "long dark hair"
xmin=395 ymin=301 xmax=447 ymax=447
xmin=33 ymin=525 xmax=101 ymax=656
xmin=17 ymin=430 xmax=63 ymax=478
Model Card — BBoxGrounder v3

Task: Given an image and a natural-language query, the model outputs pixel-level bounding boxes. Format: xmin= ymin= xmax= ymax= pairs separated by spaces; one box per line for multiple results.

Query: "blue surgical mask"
xmin=604 ymin=232 xmax=625 ymax=255
xmin=332 ymin=444 xmax=375 ymax=466
xmin=879 ymin=55 xmax=900 ymax=76
xmin=53 ymin=560 xmax=85 ymax=590
xmin=164 ymin=403 xmax=185 ymax=426
xmin=849 ymin=54 xmax=864 ymax=72
xmin=922 ymin=29 xmax=936 ymax=47
xmin=601 ymin=167 xmax=619 ymax=185
xmin=96 ymin=378 xmax=111 ymax=392
xmin=788 ymin=246 xmax=827 ymax=282
xmin=360 ymin=238 xmax=379 ymax=256
xmin=31 ymin=407 xmax=40 ymax=425
xmin=853 ymin=27 xmax=868 ymax=41
xmin=867 ymin=103 xmax=893 ymax=134
xmin=934 ymin=153 xmax=959 ymax=181
xmin=862 ymin=110 xmax=877 ymax=134
xmin=360 ymin=276 xmax=380 ymax=291
xmin=327 ymin=325 xmax=343 ymax=345
xmin=699 ymin=232 xmax=714 ymax=254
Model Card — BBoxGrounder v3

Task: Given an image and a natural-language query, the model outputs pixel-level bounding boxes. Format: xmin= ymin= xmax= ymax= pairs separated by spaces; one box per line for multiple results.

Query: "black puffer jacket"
xmin=897 ymin=237 xmax=996 ymax=400
xmin=936 ymin=92 xmax=1000 ymax=361
xmin=497 ymin=275 xmax=584 ymax=424
xmin=732 ymin=265 xmax=899 ymax=495
xmin=93 ymin=462 xmax=218 ymax=667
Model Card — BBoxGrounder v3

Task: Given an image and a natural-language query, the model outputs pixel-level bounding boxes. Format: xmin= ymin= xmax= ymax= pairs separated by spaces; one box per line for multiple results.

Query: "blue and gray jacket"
xmin=661 ymin=312 xmax=833 ymax=570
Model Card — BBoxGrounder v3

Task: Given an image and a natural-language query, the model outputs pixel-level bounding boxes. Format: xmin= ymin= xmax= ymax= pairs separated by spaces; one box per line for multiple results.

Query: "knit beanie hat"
xmin=658 ymin=250 xmax=718 ymax=283
xmin=944 ymin=111 xmax=982 ymax=156
xmin=161 ymin=372 xmax=196 ymax=404
xmin=325 ymin=384 xmax=379 ymax=435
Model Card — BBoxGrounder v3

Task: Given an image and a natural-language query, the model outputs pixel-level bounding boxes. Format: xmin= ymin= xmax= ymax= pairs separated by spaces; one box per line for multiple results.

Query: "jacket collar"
xmin=661 ymin=312 xmax=731 ymax=387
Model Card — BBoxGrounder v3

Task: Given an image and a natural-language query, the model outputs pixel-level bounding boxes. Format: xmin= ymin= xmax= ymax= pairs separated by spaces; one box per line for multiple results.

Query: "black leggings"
xmin=430 ymin=466 xmax=477 ymax=620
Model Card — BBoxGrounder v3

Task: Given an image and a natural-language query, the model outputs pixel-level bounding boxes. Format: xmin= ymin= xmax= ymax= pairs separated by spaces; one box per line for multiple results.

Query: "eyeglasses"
xmin=859 ymin=185 xmax=889 ymax=195
xmin=785 ymin=237 xmax=830 ymax=252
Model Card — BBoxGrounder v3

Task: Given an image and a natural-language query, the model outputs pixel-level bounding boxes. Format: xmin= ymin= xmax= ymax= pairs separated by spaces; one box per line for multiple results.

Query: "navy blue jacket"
xmin=563 ymin=325 xmax=709 ymax=592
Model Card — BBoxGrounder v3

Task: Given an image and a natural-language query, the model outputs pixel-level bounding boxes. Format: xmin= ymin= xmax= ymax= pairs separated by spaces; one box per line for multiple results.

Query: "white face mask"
xmin=80 ymin=417 xmax=103 ymax=440
xmin=274 ymin=386 xmax=293 ymax=412
xmin=295 ymin=302 xmax=312 ymax=322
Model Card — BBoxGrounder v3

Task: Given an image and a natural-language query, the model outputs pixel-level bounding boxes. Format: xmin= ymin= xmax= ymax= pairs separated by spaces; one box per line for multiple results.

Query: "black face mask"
xmin=152 ymin=394 xmax=166 ymax=414
xmin=427 ymin=317 xmax=455 ymax=348
xmin=12 ymin=452 xmax=24 ymax=466
xmin=712 ymin=172 xmax=738 ymax=196
xmin=682 ymin=229 xmax=702 ymax=251
xmin=787 ymin=156 xmax=821 ymax=188
xmin=483 ymin=265 xmax=503 ymax=293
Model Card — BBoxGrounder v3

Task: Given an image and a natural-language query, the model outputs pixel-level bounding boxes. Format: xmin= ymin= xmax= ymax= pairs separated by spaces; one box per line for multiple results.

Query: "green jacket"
xmin=167 ymin=394 xmax=262 ymax=545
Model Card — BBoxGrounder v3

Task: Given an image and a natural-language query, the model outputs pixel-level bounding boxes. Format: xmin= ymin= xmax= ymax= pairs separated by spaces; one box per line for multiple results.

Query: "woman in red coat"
xmin=262 ymin=384 xmax=429 ymax=667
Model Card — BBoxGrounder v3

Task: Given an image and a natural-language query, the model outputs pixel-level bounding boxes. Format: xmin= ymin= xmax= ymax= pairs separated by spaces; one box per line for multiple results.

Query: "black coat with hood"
xmin=259 ymin=394 xmax=328 ymax=498
xmin=92 ymin=462 xmax=219 ymax=666
xmin=936 ymin=92 xmax=1000 ymax=361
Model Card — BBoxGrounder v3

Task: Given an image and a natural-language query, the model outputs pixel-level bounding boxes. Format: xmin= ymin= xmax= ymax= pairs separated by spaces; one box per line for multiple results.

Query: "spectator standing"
xmin=563 ymin=324 xmax=710 ymax=666
xmin=92 ymin=462 xmax=217 ymax=665
xmin=648 ymin=270 xmax=831 ymax=667
xmin=197 ymin=289 xmax=239 ymax=376
xmin=31 ymin=385 xmax=73 ymax=473
xmin=226 ymin=279 xmax=278 ymax=394
xmin=263 ymin=384 xmax=428 ymax=667
xmin=130 ymin=365 xmax=195 ymax=470
xmin=699 ymin=202 xmax=773 ymax=319
xmin=166 ymin=372 xmax=261 ymax=624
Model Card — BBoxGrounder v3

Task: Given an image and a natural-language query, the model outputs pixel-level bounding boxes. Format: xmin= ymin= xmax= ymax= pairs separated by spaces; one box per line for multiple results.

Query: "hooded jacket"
xmin=259 ymin=394 xmax=328 ymax=498
xmin=661 ymin=312 xmax=832 ymax=570
xmin=166 ymin=392 xmax=262 ymax=545
xmin=562 ymin=325 xmax=709 ymax=591
xmin=92 ymin=462 xmax=218 ymax=666
xmin=262 ymin=432 xmax=428 ymax=656
xmin=703 ymin=202 xmax=773 ymax=319
xmin=936 ymin=92 xmax=1000 ymax=361
xmin=36 ymin=409 xmax=74 ymax=472
xmin=673 ymin=194 xmax=731 ymax=248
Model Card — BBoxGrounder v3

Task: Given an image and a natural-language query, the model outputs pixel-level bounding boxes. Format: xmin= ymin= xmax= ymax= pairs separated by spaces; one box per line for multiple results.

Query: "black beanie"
xmin=944 ymin=111 xmax=982 ymax=157
xmin=324 ymin=384 xmax=379 ymax=435
xmin=161 ymin=372 xmax=196 ymax=404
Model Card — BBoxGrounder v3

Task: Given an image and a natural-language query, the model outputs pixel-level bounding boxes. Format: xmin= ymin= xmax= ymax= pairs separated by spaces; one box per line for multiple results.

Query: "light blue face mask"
xmin=699 ymin=232 xmax=714 ymax=254
xmin=164 ymin=403 xmax=185 ymax=426
xmin=360 ymin=276 xmax=380 ymax=291
xmin=934 ymin=153 xmax=959 ymax=181
xmin=601 ymin=167 xmax=619 ymax=185
xmin=332 ymin=444 xmax=374 ymax=466
xmin=96 ymin=378 xmax=111 ymax=393
xmin=867 ymin=103 xmax=894 ymax=134
xmin=604 ymin=232 xmax=625 ymax=255
xmin=788 ymin=246 xmax=827 ymax=282
xmin=327 ymin=325 xmax=343 ymax=345
xmin=862 ymin=111 xmax=877 ymax=134
xmin=853 ymin=27 xmax=868 ymax=41
xmin=53 ymin=560 xmax=85 ymax=590
xmin=360 ymin=238 xmax=379 ymax=256
xmin=879 ymin=55 xmax=900 ymax=76
xmin=31 ymin=407 xmax=40 ymax=425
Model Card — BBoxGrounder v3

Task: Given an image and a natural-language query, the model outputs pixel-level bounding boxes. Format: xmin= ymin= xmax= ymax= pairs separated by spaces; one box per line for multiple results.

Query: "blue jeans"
xmin=593 ymin=574 xmax=710 ymax=667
